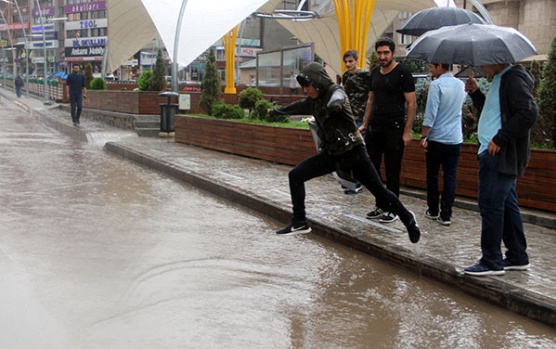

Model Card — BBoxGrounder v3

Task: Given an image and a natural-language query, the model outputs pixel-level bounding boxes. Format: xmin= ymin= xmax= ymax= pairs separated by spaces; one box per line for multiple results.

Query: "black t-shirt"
xmin=370 ymin=64 xmax=415 ymax=122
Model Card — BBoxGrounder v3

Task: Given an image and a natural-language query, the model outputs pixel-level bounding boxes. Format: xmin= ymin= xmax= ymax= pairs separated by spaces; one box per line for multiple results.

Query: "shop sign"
xmin=65 ymin=18 xmax=108 ymax=31
xmin=64 ymin=1 xmax=106 ymax=14
xmin=32 ymin=7 xmax=55 ymax=18
xmin=65 ymin=45 xmax=105 ymax=58
xmin=65 ymin=36 xmax=107 ymax=47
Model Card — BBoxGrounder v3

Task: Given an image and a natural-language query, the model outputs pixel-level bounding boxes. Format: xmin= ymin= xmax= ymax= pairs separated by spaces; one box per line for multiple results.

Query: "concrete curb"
xmin=104 ymin=141 xmax=556 ymax=327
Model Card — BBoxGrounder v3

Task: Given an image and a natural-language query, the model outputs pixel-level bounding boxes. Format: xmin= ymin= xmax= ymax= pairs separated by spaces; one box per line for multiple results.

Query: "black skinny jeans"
xmin=288 ymin=145 xmax=413 ymax=226
xmin=365 ymin=119 xmax=405 ymax=210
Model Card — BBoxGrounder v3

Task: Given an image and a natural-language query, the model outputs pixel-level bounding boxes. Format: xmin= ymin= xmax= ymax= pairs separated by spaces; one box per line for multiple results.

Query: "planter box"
xmin=85 ymin=90 xmax=302 ymax=116
xmin=175 ymin=115 xmax=556 ymax=213
xmin=175 ymin=115 xmax=316 ymax=166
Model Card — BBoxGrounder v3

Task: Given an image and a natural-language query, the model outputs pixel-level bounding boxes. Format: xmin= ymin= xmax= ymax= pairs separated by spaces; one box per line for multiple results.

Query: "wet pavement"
xmin=2 ymin=88 xmax=556 ymax=328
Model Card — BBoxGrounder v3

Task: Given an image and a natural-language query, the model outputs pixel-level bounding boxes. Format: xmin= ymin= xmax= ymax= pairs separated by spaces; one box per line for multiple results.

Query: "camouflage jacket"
xmin=342 ymin=69 xmax=371 ymax=122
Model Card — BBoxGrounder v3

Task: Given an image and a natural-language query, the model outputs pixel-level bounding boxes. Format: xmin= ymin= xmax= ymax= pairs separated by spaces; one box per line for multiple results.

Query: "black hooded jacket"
xmin=271 ymin=62 xmax=364 ymax=156
xmin=469 ymin=65 xmax=537 ymax=176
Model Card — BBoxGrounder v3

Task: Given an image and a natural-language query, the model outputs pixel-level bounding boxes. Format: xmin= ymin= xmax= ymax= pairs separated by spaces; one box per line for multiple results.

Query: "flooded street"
xmin=0 ymin=103 xmax=555 ymax=349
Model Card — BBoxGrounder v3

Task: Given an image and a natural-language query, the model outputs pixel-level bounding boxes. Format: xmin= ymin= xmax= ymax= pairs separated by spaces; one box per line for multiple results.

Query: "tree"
xmin=199 ymin=48 xmax=222 ymax=114
xmin=84 ymin=63 xmax=94 ymax=89
xmin=138 ymin=70 xmax=154 ymax=91
xmin=367 ymin=51 xmax=379 ymax=71
xmin=537 ymin=36 xmax=556 ymax=148
xmin=238 ymin=87 xmax=264 ymax=117
xmin=151 ymin=48 xmax=167 ymax=91
xmin=530 ymin=59 xmax=542 ymax=98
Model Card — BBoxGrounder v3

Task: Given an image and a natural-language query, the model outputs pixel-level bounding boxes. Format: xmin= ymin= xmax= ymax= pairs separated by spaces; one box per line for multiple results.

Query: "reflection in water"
xmin=0 ymin=104 xmax=554 ymax=349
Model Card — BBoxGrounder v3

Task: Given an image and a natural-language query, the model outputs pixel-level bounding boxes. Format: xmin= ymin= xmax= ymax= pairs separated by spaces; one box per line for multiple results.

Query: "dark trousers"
xmin=70 ymin=93 xmax=83 ymax=123
xmin=365 ymin=120 xmax=405 ymax=210
xmin=288 ymin=145 xmax=413 ymax=226
xmin=478 ymin=151 xmax=528 ymax=270
xmin=16 ymin=86 xmax=22 ymax=98
xmin=425 ymin=141 xmax=461 ymax=220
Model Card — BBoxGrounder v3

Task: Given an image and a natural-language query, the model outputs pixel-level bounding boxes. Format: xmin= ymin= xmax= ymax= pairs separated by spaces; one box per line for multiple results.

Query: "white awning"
xmin=106 ymin=0 xmax=441 ymax=75
xmin=105 ymin=0 xmax=270 ymax=73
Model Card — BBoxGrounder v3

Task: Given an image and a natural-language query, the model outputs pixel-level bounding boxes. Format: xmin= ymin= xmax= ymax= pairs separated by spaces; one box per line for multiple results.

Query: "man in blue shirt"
xmin=420 ymin=63 xmax=466 ymax=226
xmin=463 ymin=63 xmax=537 ymax=277
xmin=66 ymin=64 xmax=87 ymax=126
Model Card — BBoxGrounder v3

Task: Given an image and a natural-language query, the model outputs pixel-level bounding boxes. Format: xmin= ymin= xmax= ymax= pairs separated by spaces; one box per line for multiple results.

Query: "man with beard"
xmin=359 ymin=37 xmax=417 ymax=224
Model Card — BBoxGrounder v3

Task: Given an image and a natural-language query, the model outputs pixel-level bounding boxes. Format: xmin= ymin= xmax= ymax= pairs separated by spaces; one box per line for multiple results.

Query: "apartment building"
xmin=0 ymin=0 xmax=107 ymax=77
xmin=455 ymin=0 xmax=555 ymax=56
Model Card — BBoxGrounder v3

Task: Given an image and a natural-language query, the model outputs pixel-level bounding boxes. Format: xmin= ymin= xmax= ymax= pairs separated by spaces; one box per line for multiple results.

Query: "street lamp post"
xmin=172 ymin=0 xmax=189 ymax=92
xmin=35 ymin=0 xmax=50 ymax=104
xmin=0 ymin=9 xmax=16 ymax=77
xmin=2 ymin=0 xmax=30 ymax=96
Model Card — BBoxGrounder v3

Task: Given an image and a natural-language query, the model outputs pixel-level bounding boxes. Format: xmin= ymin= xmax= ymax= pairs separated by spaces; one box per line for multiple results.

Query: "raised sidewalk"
xmin=3 ymin=89 xmax=555 ymax=327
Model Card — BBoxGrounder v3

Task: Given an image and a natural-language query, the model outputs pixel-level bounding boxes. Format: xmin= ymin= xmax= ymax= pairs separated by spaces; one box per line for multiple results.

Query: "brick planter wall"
xmin=86 ymin=90 xmax=302 ymax=116
xmin=175 ymin=115 xmax=316 ymax=166
xmin=175 ymin=115 xmax=556 ymax=213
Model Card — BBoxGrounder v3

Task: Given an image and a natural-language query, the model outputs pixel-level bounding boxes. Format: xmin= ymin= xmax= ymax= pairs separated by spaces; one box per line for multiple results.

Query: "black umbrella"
xmin=396 ymin=6 xmax=486 ymax=37
xmin=405 ymin=23 xmax=538 ymax=66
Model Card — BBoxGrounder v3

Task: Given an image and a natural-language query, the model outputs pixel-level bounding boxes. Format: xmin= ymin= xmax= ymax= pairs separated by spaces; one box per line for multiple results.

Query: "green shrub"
xmin=212 ymin=103 xmax=245 ymax=119
xmin=138 ymin=70 xmax=154 ymax=91
xmin=238 ymin=87 xmax=265 ymax=113
xmin=265 ymin=111 xmax=290 ymax=123
xmin=89 ymin=77 xmax=106 ymax=90
xmin=252 ymin=99 xmax=274 ymax=119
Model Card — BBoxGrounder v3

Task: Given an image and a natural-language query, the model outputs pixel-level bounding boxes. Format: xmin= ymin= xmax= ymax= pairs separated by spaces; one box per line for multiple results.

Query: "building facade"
xmin=455 ymin=0 xmax=555 ymax=56
xmin=0 ymin=0 xmax=107 ymax=77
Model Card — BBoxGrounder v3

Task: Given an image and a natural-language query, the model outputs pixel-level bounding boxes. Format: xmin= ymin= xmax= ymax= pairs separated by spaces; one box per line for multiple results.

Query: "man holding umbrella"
xmin=405 ymin=23 xmax=538 ymax=276
xmin=463 ymin=63 xmax=537 ymax=276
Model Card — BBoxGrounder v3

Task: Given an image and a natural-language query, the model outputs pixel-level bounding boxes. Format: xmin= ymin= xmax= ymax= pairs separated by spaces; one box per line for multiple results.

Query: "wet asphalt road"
xmin=0 ymin=99 xmax=555 ymax=348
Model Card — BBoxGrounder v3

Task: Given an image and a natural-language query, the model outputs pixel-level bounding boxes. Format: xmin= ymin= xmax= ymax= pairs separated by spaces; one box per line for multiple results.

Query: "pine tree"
xmin=84 ymin=63 xmax=94 ymax=89
xmin=537 ymin=36 xmax=556 ymax=148
xmin=199 ymin=48 xmax=222 ymax=115
xmin=151 ymin=48 xmax=167 ymax=91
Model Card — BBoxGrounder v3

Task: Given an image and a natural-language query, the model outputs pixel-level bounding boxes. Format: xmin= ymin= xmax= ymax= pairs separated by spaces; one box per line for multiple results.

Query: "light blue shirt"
xmin=423 ymin=73 xmax=466 ymax=144
xmin=478 ymin=66 xmax=512 ymax=154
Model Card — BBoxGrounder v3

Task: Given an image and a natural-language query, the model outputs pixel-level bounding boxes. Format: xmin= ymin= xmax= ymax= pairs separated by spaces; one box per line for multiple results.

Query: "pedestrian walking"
xmin=15 ymin=74 xmax=24 ymax=98
xmin=463 ymin=63 xmax=537 ymax=276
xmin=420 ymin=63 xmax=466 ymax=226
xmin=269 ymin=62 xmax=420 ymax=243
xmin=289 ymin=70 xmax=297 ymax=94
xmin=340 ymin=49 xmax=371 ymax=195
xmin=359 ymin=37 xmax=417 ymax=224
xmin=66 ymin=64 xmax=87 ymax=126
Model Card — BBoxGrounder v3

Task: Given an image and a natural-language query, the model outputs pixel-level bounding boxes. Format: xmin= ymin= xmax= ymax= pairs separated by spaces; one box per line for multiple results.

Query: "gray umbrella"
xmin=405 ymin=23 xmax=538 ymax=66
xmin=396 ymin=6 xmax=486 ymax=37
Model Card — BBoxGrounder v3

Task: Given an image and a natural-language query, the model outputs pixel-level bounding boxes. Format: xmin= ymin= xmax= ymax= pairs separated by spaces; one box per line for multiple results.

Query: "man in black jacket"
xmin=270 ymin=62 xmax=420 ymax=243
xmin=463 ymin=64 xmax=537 ymax=276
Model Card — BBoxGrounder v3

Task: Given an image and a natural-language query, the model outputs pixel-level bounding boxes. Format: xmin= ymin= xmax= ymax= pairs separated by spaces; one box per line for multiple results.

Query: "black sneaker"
xmin=366 ymin=207 xmax=384 ymax=220
xmin=344 ymin=184 xmax=362 ymax=195
xmin=379 ymin=212 xmax=399 ymax=223
xmin=502 ymin=259 xmax=530 ymax=271
xmin=405 ymin=211 xmax=420 ymax=243
xmin=437 ymin=216 xmax=451 ymax=226
xmin=276 ymin=222 xmax=311 ymax=235
xmin=425 ymin=209 xmax=439 ymax=220
xmin=464 ymin=263 xmax=505 ymax=276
